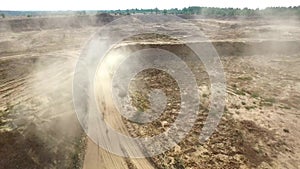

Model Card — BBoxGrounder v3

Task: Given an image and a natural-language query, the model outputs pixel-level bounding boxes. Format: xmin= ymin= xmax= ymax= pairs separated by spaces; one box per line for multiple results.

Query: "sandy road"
xmin=81 ymin=47 xmax=155 ymax=169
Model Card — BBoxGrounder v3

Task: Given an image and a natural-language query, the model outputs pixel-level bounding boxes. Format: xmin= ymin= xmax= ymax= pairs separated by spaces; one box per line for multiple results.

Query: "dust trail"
xmin=75 ymin=42 xmax=155 ymax=168
xmin=0 ymin=18 xmax=99 ymax=167
xmin=3 ymin=52 xmax=85 ymax=168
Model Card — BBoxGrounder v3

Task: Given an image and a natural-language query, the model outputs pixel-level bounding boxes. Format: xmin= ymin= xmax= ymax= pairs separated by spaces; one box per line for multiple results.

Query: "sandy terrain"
xmin=0 ymin=15 xmax=299 ymax=168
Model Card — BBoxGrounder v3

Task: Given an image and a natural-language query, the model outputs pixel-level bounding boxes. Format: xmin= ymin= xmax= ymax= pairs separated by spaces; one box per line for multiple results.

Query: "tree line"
xmin=1 ymin=6 xmax=300 ymax=18
xmin=102 ymin=6 xmax=300 ymax=17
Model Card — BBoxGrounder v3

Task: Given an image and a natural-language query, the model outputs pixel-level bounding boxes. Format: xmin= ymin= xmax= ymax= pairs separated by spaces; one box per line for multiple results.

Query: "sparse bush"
xmin=235 ymin=89 xmax=245 ymax=95
xmin=264 ymin=97 xmax=276 ymax=103
xmin=251 ymin=92 xmax=260 ymax=98
xmin=238 ymin=76 xmax=252 ymax=81
xmin=245 ymin=106 xmax=256 ymax=110
xmin=0 ymin=13 xmax=5 ymax=18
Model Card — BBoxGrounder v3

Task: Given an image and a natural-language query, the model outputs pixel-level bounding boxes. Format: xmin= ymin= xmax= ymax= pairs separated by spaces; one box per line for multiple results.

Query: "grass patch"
xmin=238 ymin=76 xmax=253 ymax=81
xmin=279 ymin=105 xmax=291 ymax=109
xmin=0 ymin=105 xmax=13 ymax=129
xmin=235 ymin=89 xmax=246 ymax=96
xmin=264 ymin=98 xmax=276 ymax=103
xmin=251 ymin=92 xmax=260 ymax=98
xmin=71 ymin=135 xmax=86 ymax=169
xmin=231 ymin=104 xmax=241 ymax=109
xmin=245 ymin=106 xmax=256 ymax=110
xmin=232 ymin=87 xmax=249 ymax=96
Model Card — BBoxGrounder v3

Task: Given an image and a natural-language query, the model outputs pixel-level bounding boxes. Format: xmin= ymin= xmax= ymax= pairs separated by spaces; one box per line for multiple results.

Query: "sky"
xmin=1 ymin=0 xmax=300 ymax=11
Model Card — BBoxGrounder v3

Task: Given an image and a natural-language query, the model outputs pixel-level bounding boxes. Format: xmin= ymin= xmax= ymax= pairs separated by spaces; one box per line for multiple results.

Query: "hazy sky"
xmin=1 ymin=0 xmax=300 ymax=10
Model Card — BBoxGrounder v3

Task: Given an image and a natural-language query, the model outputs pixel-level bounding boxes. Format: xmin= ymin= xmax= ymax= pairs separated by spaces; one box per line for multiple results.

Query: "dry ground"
xmin=0 ymin=15 xmax=299 ymax=168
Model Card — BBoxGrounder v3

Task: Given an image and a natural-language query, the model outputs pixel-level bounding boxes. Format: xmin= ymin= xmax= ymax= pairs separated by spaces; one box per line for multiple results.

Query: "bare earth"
xmin=0 ymin=15 xmax=299 ymax=169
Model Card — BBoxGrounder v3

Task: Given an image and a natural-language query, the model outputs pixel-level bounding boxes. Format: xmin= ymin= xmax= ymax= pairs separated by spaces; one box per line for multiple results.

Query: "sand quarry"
xmin=0 ymin=15 xmax=300 ymax=169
